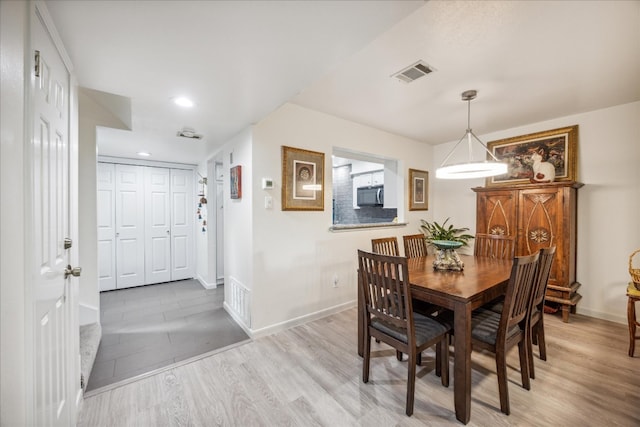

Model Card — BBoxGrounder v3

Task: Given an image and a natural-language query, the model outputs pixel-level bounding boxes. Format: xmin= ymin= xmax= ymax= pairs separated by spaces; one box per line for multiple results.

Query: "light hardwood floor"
xmin=79 ymin=308 xmax=639 ymax=426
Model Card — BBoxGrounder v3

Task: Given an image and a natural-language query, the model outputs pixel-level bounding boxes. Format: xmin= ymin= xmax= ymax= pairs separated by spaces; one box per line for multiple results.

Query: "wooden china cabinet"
xmin=472 ymin=181 xmax=583 ymax=322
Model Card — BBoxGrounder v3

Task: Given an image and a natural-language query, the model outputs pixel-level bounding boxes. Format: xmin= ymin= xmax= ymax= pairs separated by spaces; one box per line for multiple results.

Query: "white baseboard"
xmin=244 ymin=300 xmax=357 ymax=339
xmin=197 ymin=274 xmax=217 ymax=289
xmin=223 ymin=302 xmax=252 ymax=337
xmin=575 ymin=307 xmax=626 ymax=325
xmin=79 ymin=303 xmax=99 ymax=326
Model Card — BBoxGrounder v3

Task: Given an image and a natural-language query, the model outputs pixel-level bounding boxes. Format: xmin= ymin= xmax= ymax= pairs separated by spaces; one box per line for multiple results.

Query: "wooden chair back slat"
xmin=403 ymin=234 xmax=428 ymax=258
xmin=474 ymin=233 xmax=515 ymax=260
xmin=371 ymin=237 xmax=400 ymax=256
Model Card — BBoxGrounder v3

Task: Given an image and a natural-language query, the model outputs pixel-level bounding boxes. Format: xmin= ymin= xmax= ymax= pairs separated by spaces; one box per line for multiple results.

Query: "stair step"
xmin=79 ymin=322 xmax=102 ymax=392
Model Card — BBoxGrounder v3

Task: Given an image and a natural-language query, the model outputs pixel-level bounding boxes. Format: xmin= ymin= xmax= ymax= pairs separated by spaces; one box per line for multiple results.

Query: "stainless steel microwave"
xmin=357 ymin=185 xmax=384 ymax=207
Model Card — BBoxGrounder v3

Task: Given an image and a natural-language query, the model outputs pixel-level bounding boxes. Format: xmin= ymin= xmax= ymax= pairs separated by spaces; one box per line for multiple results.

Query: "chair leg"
xmin=629 ymin=297 xmax=637 ymax=357
xmin=416 ymin=352 xmax=422 ymax=366
xmin=527 ymin=324 xmax=536 ymax=380
xmin=363 ymin=334 xmax=371 ymax=383
xmin=495 ymin=350 xmax=510 ymax=415
xmin=406 ymin=350 xmax=416 ymax=416
xmin=518 ymin=339 xmax=531 ymax=391
xmin=396 ymin=350 xmax=403 ymax=361
xmin=537 ymin=317 xmax=547 ymax=361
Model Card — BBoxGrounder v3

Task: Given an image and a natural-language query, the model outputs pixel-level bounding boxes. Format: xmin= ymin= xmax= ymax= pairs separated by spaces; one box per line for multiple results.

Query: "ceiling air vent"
xmin=177 ymin=127 xmax=203 ymax=140
xmin=392 ymin=61 xmax=435 ymax=83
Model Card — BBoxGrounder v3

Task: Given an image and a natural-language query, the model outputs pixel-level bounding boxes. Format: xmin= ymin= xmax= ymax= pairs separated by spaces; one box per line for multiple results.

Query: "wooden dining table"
xmin=357 ymin=254 xmax=513 ymax=424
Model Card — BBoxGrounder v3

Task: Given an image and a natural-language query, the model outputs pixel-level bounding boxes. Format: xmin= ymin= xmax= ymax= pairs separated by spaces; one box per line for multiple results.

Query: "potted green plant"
xmin=420 ymin=217 xmax=474 ymax=247
xmin=419 ymin=217 xmax=474 ymax=271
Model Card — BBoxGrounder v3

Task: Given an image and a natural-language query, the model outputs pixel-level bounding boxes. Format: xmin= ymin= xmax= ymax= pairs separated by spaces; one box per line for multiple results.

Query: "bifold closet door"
xmin=115 ymin=164 xmax=145 ymax=288
xmin=144 ymin=167 xmax=171 ymax=284
xmin=170 ymin=169 xmax=195 ymax=281
xmin=97 ymin=163 xmax=117 ymax=291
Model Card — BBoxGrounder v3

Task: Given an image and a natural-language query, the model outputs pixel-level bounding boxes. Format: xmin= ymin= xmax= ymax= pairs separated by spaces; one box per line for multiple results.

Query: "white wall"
xmin=220 ymin=128 xmax=254 ymax=317
xmin=432 ymin=101 xmax=640 ymax=324
xmin=194 ymin=162 xmax=210 ymax=287
xmin=77 ymin=89 xmax=130 ymax=325
xmin=0 ymin=1 xmax=28 ymax=423
xmin=249 ymin=103 xmax=433 ymax=334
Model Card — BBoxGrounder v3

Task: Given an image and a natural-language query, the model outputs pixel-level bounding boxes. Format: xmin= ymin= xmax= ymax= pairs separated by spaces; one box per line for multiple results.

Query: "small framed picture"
xmin=281 ymin=146 xmax=324 ymax=211
xmin=230 ymin=165 xmax=241 ymax=199
xmin=409 ymin=168 xmax=428 ymax=211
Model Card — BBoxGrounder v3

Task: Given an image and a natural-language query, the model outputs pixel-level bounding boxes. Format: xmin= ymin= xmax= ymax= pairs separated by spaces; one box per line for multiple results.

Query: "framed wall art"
xmin=409 ymin=168 xmax=428 ymax=211
xmin=281 ymin=145 xmax=325 ymax=211
xmin=230 ymin=165 xmax=242 ymax=199
xmin=485 ymin=125 xmax=578 ymax=187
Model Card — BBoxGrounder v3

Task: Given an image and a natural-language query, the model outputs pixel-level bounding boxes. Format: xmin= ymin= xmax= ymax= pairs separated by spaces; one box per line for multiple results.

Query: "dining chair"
xmin=403 ymin=234 xmax=428 ymax=258
xmin=527 ymin=246 xmax=556 ymax=378
xmin=371 ymin=237 xmax=400 ymax=256
xmin=474 ymin=233 xmax=515 ymax=260
xmin=357 ymin=250 xmax=451 ymax=416
xmin=470 ymin=252 xmax=539 ymax=415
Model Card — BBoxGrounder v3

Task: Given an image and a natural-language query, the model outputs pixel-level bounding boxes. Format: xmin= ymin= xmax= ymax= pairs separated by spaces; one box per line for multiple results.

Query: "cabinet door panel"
xmin=519 ymin=188 xmax=565 ymax=286
xmin=475 ymin=190 xmax=517 ymax=237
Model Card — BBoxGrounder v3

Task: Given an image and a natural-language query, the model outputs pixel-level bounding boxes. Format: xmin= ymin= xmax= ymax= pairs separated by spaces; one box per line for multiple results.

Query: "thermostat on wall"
xmin=262 ymin=178 xmax=274 ymax=189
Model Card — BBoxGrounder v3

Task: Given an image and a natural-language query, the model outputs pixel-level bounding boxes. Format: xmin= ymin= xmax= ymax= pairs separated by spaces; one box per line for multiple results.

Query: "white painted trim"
xmin=235 ymin=300 xmax=357 ymax=339
xmin=98 ymin=155 xmax=196 ymax=170
xmin=34 ymin=1 xmax=74 ymax=72
xmin=196 ymin=275 xmax=217 ymax=290
xmin=576 ymin=308 xmax=626 ymax=325
xmin=223 ymin=302 xmax=252 ymax=337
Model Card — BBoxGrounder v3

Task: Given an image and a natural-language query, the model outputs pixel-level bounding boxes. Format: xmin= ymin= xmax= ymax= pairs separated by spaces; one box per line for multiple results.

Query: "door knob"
xmin=65 ymin=265 xmax=82 ymax=279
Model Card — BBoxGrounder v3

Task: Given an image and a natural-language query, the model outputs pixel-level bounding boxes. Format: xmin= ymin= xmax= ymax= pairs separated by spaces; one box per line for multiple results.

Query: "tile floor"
xmin=86 ymin=279 xmax=249 ymax=391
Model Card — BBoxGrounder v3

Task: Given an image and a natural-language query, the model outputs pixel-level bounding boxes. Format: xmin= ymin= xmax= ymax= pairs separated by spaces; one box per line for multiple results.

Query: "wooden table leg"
xmin=453 ymin=302 xmax=472 ymax=424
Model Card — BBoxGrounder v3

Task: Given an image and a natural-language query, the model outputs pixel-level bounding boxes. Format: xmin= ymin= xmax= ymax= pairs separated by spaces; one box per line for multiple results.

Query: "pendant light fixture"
xmin=436 ymin=90 xmax=507 ymax=179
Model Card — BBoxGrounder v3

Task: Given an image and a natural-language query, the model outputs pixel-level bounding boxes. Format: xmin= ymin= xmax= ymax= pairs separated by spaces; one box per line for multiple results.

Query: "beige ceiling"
xmin=47 ymin=1 xmax=640 ymax=164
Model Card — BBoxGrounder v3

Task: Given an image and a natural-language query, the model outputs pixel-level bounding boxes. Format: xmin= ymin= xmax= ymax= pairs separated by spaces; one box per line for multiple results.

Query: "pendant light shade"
xmin=436 ymin=90 xmax=507 ymax=180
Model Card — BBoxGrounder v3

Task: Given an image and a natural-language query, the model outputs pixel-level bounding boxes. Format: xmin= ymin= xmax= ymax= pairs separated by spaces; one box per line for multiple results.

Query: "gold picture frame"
xmin=409 ymin=168 xmax=428 ymax=211
xmin=281 ymin=146 xmax=325 ymax=211
xmin=485 ymin=125 xmax=578 ymax=187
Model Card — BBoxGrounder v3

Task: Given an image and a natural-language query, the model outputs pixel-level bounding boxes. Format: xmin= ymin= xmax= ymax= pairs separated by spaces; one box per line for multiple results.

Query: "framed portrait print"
xmin=485 ymin=125 xmax=578 ymax=187
xmin=409 ymin=168 xmax=428 ymax=211
xmin=230 ymin=165 xmax=241 ymax=199
xmin=281 ymin=146 xmax=325 ymax=211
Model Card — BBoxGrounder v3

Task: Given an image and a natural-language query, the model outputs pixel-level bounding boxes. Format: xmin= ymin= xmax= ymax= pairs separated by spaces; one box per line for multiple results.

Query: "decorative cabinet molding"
xmin=473 ymin=181 xmax=584 ymax=322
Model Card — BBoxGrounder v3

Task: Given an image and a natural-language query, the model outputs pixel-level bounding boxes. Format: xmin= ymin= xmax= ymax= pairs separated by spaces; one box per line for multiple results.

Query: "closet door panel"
xmin=115 ymin=164 xmax=145 ymax=288
xmin=144 ymin=167 xmax=171 ymax=284
xmin=170 ymin=169 xmax=194 ymax=281
xmin=97 ymin=163 xmax=116 ymax=291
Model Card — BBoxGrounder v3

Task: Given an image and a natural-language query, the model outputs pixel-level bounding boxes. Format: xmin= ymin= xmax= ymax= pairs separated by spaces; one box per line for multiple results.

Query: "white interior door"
xmin=144 ymin=167 xmax=171 ymax=284
xmin=97 ymin=163 xmax=116 ymax=291
xmin=115 ymin=164 xmax=145 ymax=288
xmin=31 ymin=4 xmax=78 ymax=425
xmin=170 ymin=169 xmax=195 ymax=281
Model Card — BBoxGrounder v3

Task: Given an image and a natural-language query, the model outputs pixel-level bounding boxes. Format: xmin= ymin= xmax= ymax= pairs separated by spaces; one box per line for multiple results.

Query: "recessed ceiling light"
xmin=173 ymin=97 xmax=194 ymax=108
xmin=137 ymin=151 xmax=151 ymax=157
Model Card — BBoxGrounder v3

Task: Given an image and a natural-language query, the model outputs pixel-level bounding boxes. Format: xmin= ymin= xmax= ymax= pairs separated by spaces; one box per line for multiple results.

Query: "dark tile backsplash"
xmin=332 ymin=164 xmax=397 ymax=225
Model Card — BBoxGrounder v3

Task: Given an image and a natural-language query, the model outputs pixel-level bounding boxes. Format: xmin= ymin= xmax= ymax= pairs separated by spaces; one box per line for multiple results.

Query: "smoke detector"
xmin=177 ymin=127 xmax=203 ymax=140
xmin=392 ymin=60 xmax=435 ymax=83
